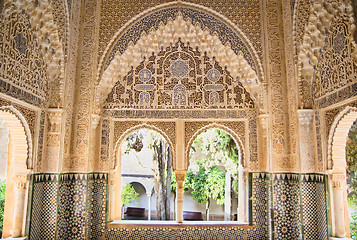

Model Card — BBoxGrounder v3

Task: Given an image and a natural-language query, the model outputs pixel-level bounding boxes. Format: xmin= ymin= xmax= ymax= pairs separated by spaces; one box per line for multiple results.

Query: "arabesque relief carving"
xmin=297 ymin=0 xmax=357 ymax=108
xmin=98 ymin=0 xmax=263 ymax=66
xmin=1 ymin=0 xmax=65 ymax=108
xmin=104 ymin=40 xmax=255 ymax=110
xmin=97 ymin=8 xmax=264 ymax=114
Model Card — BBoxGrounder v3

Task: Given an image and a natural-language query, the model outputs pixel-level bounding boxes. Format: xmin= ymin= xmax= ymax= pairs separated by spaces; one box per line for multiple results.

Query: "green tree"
xmin=0 ymin=180 xmax=6 ymax=236
xmin=121 ymin=183 xmax=139 ymax=206
xmin=122 ymin=129 xmax=173 ymax=220
xmin=351 ymin=212 xmax=357 ymax=240
xmin=121 ymin=183 xmax=139 ymax=219
xmin=184 ymin=166 xmax=225 ymax=220
xmin=190 ymin=128 xmax=239 ymax=193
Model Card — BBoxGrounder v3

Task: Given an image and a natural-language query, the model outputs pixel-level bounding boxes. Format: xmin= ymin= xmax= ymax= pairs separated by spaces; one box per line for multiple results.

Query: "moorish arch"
xmin=328 ymin=106 xmax=357 ymax=172
xmin=185 ymin=123 xmax=246 ymax=170
xmin=327 ymin=106 xmax=357 ymax=238
xmin=95 ymin=1 xmax=265 ymax=114
xmin=184 ymin=123 xmax=249 ymax=222
xmin=0 ymin=106 xmax=33 ymax=169
xmin=113 ymin=123 xmax=176 ymax=170
xmin=0 ymin=106 xmax=32 ymax=238
xmin=109 ymin=123 xmax=176 ymax=221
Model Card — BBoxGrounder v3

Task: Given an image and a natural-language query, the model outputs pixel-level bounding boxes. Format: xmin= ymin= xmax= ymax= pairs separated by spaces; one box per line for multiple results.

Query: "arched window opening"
xmin=119 ymin=128 xmax=174 ymax=221
xmin=184 ymin=128 xmax=243 ymax=222
xmin=346 ymin=119 xmax=357 ymax=238
xmin=0 ymin=108 xmax=30 ymax=238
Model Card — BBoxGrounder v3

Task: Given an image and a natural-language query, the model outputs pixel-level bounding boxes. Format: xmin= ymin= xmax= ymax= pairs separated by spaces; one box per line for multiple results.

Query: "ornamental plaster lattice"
xmin=1 ymin=1 xmax=65 ymax=107
xmin=283 ymin=0 xmax=298 ymax=159
xmin=96 ymin=5 xmax=264 ymax=114
xmin=297 ymin=0 xmax=357 ymax=107
xmin=49 ymin=0 xmax=69 ymax=59
xmin=104 ymin=40 xmax=255 ymax=110
xmin=62 ymin=0 xmax=81 ymax=159
xmin=313 ymin=16 xmax=357 ymax=100
xmin=293 ymin=0 xmax=311 ymax=58
xmin=98 ymin=0 xmax=263 ymax=66
xmin=63 ymin=0 xmax=98 ymax=171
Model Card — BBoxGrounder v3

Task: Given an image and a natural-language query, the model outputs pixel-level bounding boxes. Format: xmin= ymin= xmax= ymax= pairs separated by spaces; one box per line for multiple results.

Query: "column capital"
xmin=174 ymin=170 xmax=187 ymax=181
xmin=15 ymin=173 xmax=27 ymax=189
xmin=258 ymin=114 xmax=269 ymax=130
xmin=174 ymin=170 xmax=187 ymax=188
xmin=332 ymin=173 xmax=345 ymax=190
xmin=297 ymin=109 xmax=314 ymax=128
xmin=47 ymin=108 xmax=63 ymax=132
xmin=91 ymin=114 xmax=101 ymax=130
xmin=47 ymin=108 xmax=63 ymax=124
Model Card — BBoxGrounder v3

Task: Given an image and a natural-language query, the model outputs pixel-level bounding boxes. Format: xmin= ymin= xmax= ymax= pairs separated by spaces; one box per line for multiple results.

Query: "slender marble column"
xmin=332 ymin=173 xmax=346 ymax=238
xmin=12 ymin=174 xmax=27 ymax=237
xmin=297 ymin=109 xmax=315 ymax=172
xmin=175 ymin=170 xmax=186 ymax=223
xmin=224 ymin=171 xmax=231 ymax=221
xmin=147 ymin=193 xmax=151 ymax=221
xmin=44 ymin=108 xmax=63 ymax=172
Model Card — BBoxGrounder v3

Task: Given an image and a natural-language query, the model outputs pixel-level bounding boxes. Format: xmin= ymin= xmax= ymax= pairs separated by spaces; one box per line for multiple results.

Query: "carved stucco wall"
xmin=0 ymin=10 xmax=49 ymax=107
xmin=0 ymin=1 xmax=66 ymax=108
xmin=104 ymin=40 xmax=255 ymax=110
xmin=98 ymin=0 xmax=263 ymax=66
xmin=0 ymin=117 xmax=9 ymax=179
xmin=96 ymin=5 xmax=264 ymax=117
xmin=0 ymin=0 xmax=355 ymax=238
xmin=296 ymin=0 xmax=357 ymax=109
xmin=313 ymin=13 xmax=357 ymax=101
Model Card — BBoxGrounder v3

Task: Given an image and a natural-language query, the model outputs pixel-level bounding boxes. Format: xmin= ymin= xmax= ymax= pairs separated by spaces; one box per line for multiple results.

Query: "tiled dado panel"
xmin=28 ymin=172 xmax=327 ymax=239
xmin=29 ymin=172 xmax=108 ymax=240
xmin=57 ymin=173 xmax=88 ymax=239
xmin=105 ymin=173 xmax=271 ymax=240
xmin=272 ymin=174 xmax=301 ymax=239
xmin=29 ymin=174 xmax=59 ymax=240
xmin=271 ymin=173 xmax=328 ymax=240
xmin=248 ymin=173 xmax=270 ymax=239
xmin=87 ymin=173 xmax=108 ymax=239
xmin=301 ymin=174 xmax=328 ymax=240
xmin=106 ymin=227 xmax=247 ymax=239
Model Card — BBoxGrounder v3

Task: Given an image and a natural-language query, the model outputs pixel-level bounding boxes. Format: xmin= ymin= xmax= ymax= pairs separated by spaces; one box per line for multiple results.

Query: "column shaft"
xmin=224 ymin=172 xmax=231 ymax=221
xmin=12 ymin=176 xmax=26 ymax=237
